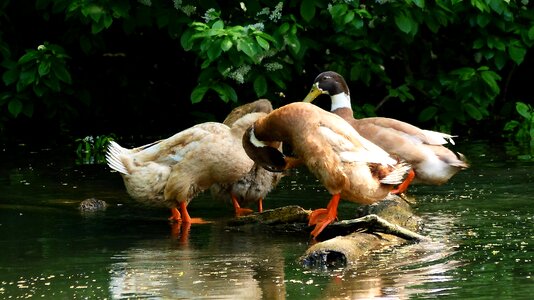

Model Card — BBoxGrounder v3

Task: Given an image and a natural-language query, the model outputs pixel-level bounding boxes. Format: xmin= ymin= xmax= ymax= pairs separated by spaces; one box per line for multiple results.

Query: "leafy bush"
xmin=504 ymin=102 xmax=533 ymax=160
xmin=0 ymin=0 xmax=533 ymax=140
xmin=75 ymin=134 xmax=116 ymax=165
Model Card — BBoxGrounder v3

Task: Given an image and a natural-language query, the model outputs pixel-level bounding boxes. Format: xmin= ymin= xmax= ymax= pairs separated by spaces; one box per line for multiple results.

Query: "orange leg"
xmin=391 ymin=169 xmax=415 ymax=194
xmin=179 ymin=202 xmax=192 ymax=223
xmin=308 ymin=194 xmax=341 ymax=238
xmin=308 ymin=208 xmax=328 ymax=226
xmin=168 ymin=207 xmax=181 ymax=223
xmin=257 ymin=198 xmax=263 ymax=213
xmin=231 ymin=194 xmax=254 ymax=217
xmin=171 ymin=201 xmax=211 ymax=224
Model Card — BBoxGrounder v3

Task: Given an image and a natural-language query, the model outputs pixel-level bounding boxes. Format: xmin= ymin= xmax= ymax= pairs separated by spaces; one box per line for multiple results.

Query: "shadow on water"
xmin=0 ymin=141 xmax=533 ymax=299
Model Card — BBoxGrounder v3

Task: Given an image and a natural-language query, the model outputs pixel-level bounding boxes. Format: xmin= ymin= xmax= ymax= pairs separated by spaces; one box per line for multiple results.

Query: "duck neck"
xmin=330 ymin=92 xmax=352 ymax=112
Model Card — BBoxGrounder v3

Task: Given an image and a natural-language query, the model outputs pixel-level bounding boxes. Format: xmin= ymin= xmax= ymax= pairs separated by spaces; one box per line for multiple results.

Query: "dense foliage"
xmin=0 ymin=0 xmax=533 ymax=151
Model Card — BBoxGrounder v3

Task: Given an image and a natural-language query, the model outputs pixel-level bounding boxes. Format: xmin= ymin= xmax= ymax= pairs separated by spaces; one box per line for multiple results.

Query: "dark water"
xmin=0 ymin=141 xmax=533 ymax=299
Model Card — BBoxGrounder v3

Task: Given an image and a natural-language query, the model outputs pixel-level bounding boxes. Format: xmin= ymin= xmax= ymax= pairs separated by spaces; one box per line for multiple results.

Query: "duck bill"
xmin=303 ymin=84 xmax=323 ymax=103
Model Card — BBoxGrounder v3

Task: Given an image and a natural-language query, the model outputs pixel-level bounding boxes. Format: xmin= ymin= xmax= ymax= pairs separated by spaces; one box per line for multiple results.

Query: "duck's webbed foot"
xmin=307 ymin=194 xmax=340 ymax=238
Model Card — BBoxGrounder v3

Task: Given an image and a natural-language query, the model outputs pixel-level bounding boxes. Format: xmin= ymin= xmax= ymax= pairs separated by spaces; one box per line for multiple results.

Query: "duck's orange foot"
xmin=188 ymin=217 xmax=212 ymax=224
xmin=235 ymin=207 xmax=254 ymax=217
xmin=308 ymin=208 xmax=328 ymax=226
xmin=310 ymin=216 xmax=336 ymax=238
xmin=308 ymin=194 xmax=341 ymax=238
xmin=168 ymin=207 xmax=182 ymax=223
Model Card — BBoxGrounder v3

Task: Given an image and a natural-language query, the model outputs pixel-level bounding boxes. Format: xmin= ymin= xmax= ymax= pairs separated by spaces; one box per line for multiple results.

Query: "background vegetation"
xmin=0 ymin=0 xmax=532 ymax=154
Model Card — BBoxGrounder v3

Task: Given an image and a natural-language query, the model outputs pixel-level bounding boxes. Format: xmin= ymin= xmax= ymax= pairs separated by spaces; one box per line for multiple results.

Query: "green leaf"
xmin=300 ymin=0 xmax=316 ymax=22
xmin=270 ymin=76 xmax=286 ymax=89
xmin=503 ymin=120 xmax=519 ymax=131
xmin=255 ymin=36 xmax=269 ymax=51
xmin=418 ymin=106 xmax=438 ymax=122
xmin=253 ymin=75 xmax=267 ymax=97
xmin=413 ymin=0 xmax=425 ymax=8
xmin=452 ymin=67 xmax=476 ymax=80
xmin=328 ymin=4 xmax=347 ymax=19
xmin=38 ymin=61 xmax=51 ymax=76
xmin=103 ymin=15 xmax=113 ymax=28
xmin=343 ymin=10 xmax=355 ymax=25
xmin=212 ymin=83 xmax=237 ymax=103
xmin=2 ymin=68 xmax=19 ymax=86
xmin=494 ymin=40 xmax=506 ymax=51
xmin=82 ymin=4 xmax=104 ymax=22
xmin=494 ymin=51 xmax=506 ymax=70
xmin=44 ymin=77 xmax=61 ymax=92
xmin=285 ymin=33 xmax=301 ymax=54
xmin=528 ymin=26 xmax=534 ymax=40
xmin=394 ymin=12 xmax=414 ymax=34
xmin=8 ymin=98 xmax=23 ymax=117
xmin=180 ymin=29 xmax=195 ymax=51
xmin=237 ymin=39 xmax=256 ymax=58
xmin=221 ymin=37 xmax=233 ymax=52
xmin=212 ymin=20 xmax=224 ymax=30
xmin=19 ymin=69 xmax=37 ymax=88
xmin=508 ymin=44 xmax=527 ymax=64
xmin=33 ymin=83 xmax=46 ymax=97
xmin=516 ymin=102 xmax=531 ymax=120
xmin=464 ymin=103 xmax=483 ymax=120
xmin=91 ymin=22 xmax=105 ymax=34
xmin=191 ymin=85 xmax=209 ymax=104
xmin=278 ymin=23 xmax=290 ymax=35
xmin=18 ymin=51 xmax=38 ymax=64
xmin=476 ymin=14 xmax=490 ymax=27
xmin=480 ymin=71 xmax=500 ymax=94
xmin=53 ymin=65 xmax=72 ymax=84
xmin=207 ymin=40 xmax=222 ymax=61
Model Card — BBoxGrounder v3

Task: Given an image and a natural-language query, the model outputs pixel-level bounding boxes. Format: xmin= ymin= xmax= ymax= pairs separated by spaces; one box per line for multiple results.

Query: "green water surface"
xmin=0 ymin=141 xmax=532 ymax=299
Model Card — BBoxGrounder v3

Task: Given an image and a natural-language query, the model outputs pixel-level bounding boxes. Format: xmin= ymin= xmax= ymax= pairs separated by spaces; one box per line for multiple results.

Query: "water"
xmin=0 ymin=141 xmax=533 ymax=299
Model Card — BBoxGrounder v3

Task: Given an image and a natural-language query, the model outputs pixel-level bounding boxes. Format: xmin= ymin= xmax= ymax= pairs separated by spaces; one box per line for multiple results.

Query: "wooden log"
xmin=226 ymin=205 xmax=311 ymax=233
xmin=300 ymin=194 xmax=428 ymax=269
xmin=226 ymin=194 xmax=428 ymax=268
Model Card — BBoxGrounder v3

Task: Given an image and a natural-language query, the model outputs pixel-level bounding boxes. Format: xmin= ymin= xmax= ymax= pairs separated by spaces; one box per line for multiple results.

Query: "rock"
xmin=79 ymin=198 xmax=108 ymax=212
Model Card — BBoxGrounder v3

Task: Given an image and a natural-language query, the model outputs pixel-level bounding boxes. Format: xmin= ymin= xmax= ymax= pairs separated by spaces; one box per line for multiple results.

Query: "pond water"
xmin=0 ymin=141 xmax=532 ymax=299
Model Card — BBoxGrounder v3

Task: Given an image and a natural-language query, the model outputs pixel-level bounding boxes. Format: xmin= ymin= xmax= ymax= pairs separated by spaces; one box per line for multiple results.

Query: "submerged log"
xmin=226 ymin=194 xmax=427 ymax=268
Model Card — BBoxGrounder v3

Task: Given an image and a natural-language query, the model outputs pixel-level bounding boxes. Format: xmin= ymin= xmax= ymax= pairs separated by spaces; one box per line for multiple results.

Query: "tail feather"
xmin=380 ymin=163 xmax=412 ymax=185
xmin=106 ymin=141 xmax=130 ymax=175
xmin=421 ymin=129 xmax=457 ymax=145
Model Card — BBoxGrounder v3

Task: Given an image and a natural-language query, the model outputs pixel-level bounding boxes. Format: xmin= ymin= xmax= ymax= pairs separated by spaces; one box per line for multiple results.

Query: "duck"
xmin=303 ymin=71 xmax=469 ymax=193
xmin=242 ymin=102 xmax=411 ymax=238
xmin=210 ymin=99 xmax=284 ymax=216
xmin=106 ymin=110 xmax=269 ymax=224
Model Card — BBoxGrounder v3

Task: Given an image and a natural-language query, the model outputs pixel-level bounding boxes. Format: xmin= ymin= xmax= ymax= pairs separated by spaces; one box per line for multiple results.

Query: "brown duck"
xmin=210 ymin=99 xmax=284 ymax=216
xmin=242 ymin=102 xmax=411 ymax=238
xmin=304 ymin=71 xmax=469 ymax=193
xmin=106 ymin=111 xmax=269 ymax=223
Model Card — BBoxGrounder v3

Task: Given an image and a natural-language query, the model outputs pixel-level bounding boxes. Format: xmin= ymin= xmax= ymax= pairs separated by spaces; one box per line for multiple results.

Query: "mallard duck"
xmin=304 ymin=71 xmax=469 ymax=193
xmin=242 ymin=102 xmax=411 ymax=238
xmin=106 ymin=111 xmax=268 ymax=223
xmin=210 ymin=99 xmax=284 ymax=216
